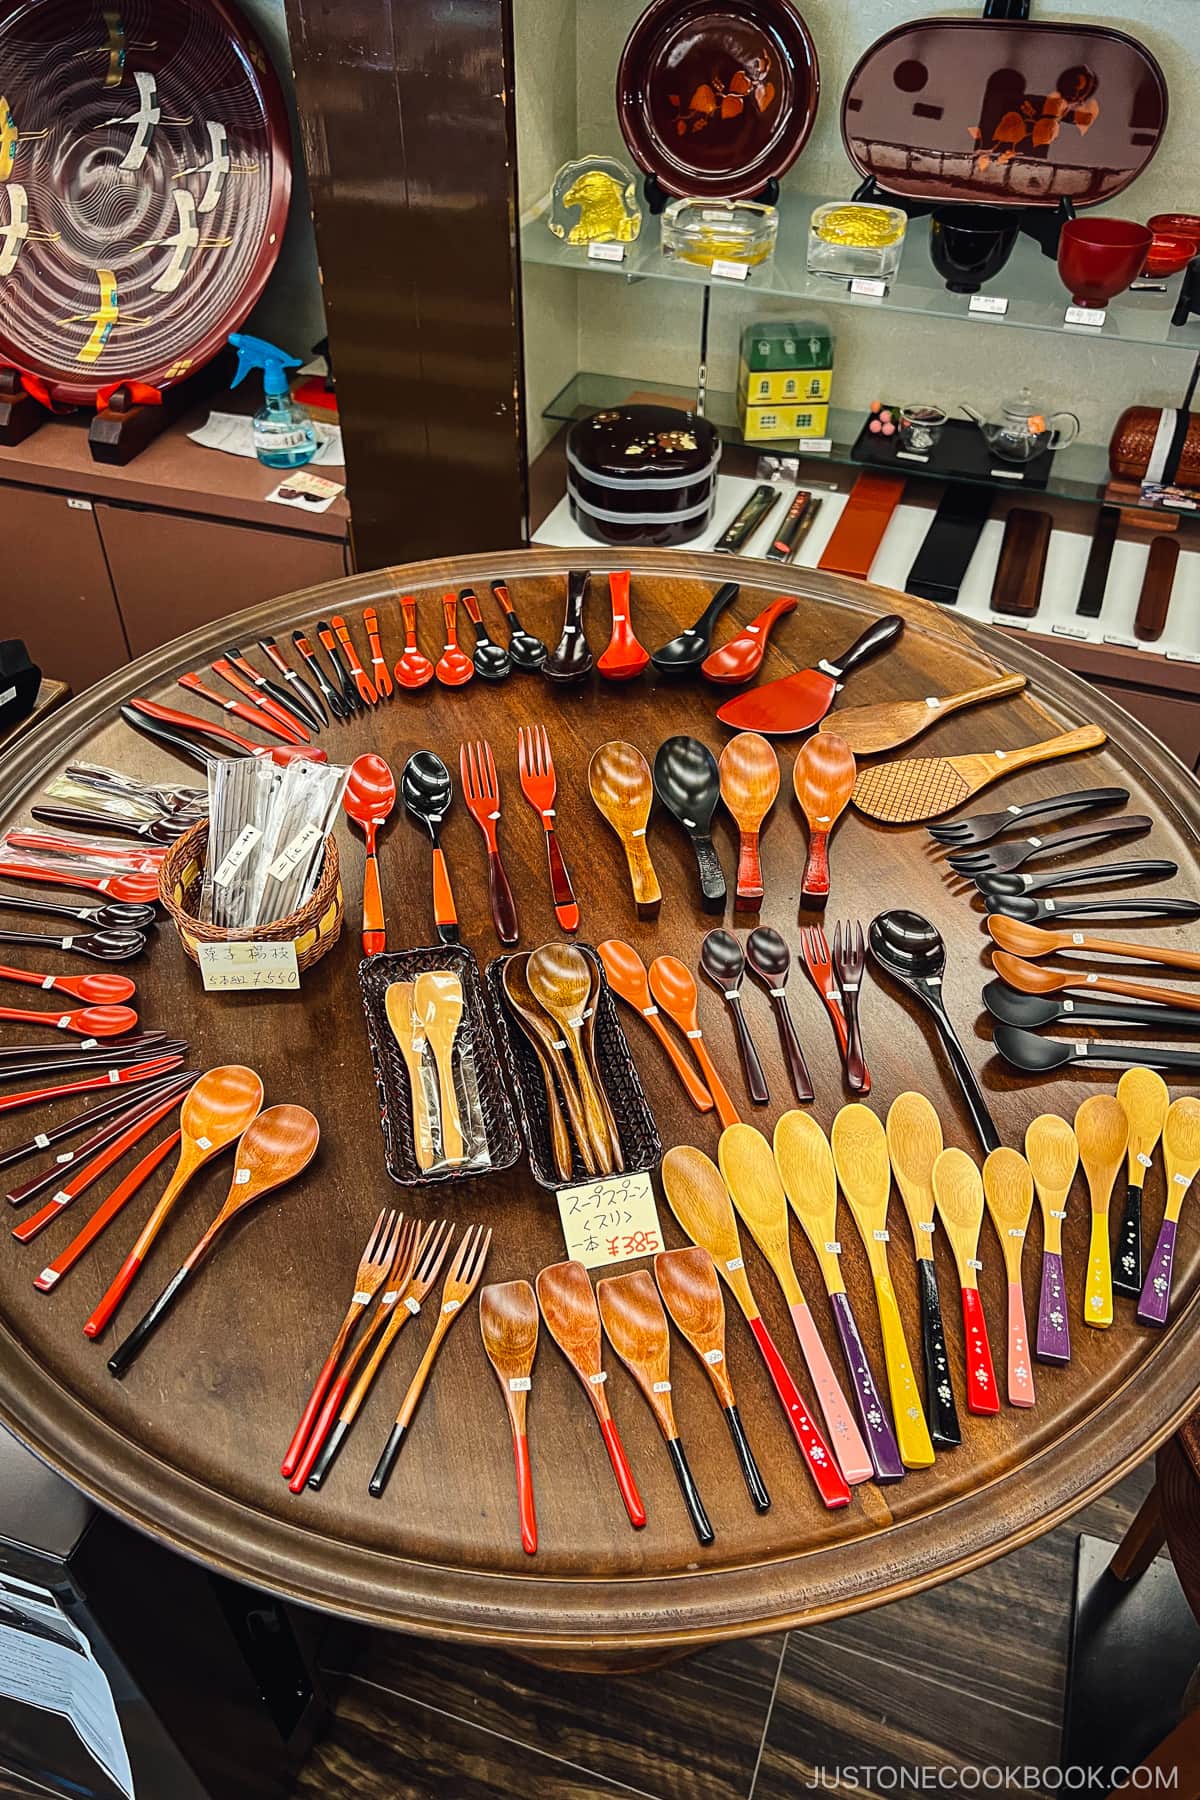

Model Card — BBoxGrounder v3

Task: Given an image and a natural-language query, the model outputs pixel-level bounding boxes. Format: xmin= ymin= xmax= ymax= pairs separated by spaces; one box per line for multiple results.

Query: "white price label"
xmin=267 ymin=821 xmax=323 ymax=882
xmin=211 ymin=824 xmax=262 ymax=889
xmin=849 ymin=277 xmax=887 ymax=298
xmin=587 ymin=241 xmax=625 ymax=264
xmin=1064 ymin=304 xmax=1106 ymax=328
xmin=197 ymin=939 xmax=300 ymax=992
xmin=555 ymin=1170 xmax=662 ymax=1272
xmin=710 ymin=257 xmax=749 ymax=281
xmin=969 ymin=294 xmax=1009 ymax=315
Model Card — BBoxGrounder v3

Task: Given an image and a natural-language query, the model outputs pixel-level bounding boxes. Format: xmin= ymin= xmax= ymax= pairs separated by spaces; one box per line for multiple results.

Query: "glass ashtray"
xmin=807 ymin=201 xmax=907 ymax=282
xmin=661 ymin=198 xmax=778 ymax=269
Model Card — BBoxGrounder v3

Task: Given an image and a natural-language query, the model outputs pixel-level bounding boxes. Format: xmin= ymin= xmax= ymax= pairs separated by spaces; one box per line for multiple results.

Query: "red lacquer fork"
xmin=517 ymin=724 xmax=579 ymax=932
xmin=331 ymin=615 xmax=379 ymax=706
xmin=799 ymin=924 xmax=864 ymax=1091
xmin=460 ymin=740 xmax=519 ymax=945
xmin=363 ymin=607 xmax=394 ymax=700
xmin=0 ymin=1056 xmax=184 ymax=1117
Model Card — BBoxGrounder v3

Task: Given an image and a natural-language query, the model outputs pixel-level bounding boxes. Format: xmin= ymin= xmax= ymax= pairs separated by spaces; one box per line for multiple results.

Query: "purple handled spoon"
xmin=1137 ymin=1098 xmax=1200 ymax=1327
xmin=1026 ymin=1114 xmax=1078 ymax=1365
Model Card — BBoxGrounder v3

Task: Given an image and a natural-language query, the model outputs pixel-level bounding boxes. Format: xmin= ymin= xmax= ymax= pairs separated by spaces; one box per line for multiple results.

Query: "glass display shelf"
xmin=520 ymin=198 xmax=1200 ymax=352
xmin=542 ymin=371 xmax=1114 ymax=508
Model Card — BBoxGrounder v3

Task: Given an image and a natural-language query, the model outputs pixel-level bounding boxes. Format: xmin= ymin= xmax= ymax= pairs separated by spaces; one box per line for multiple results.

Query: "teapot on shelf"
xmin=959 ymin=390 xmax=1081 ymax=464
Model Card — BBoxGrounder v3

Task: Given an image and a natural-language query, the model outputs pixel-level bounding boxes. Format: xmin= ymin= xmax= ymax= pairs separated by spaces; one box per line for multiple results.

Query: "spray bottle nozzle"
xmin=229 ymin=332 xmax=302 ymax=399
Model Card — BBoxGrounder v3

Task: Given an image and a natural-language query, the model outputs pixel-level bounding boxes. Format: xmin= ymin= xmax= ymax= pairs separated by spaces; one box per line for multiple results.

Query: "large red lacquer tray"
xmin=616 ymin=0 xmax=819 ymax=201
xmin=841 ymin=17 xmax=1167 ymax=209
xmin=0 ymin=0 xmax=291 ymax=406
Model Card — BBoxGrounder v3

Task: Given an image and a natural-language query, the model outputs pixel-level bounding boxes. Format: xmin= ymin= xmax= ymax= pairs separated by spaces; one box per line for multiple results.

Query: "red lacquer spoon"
xmin=701 ymin=596 xmax=796 ymax=685
xmin=0 ymin=1003 xmax=139 ymax=1037
xmin=0 ymin=962 xmax=135 ymax=1005
xmin=597 ymin=571 xmax=650 ymax=681
xmin=435 ymin=595 xmax=474 ymax=687
xmin=0 ymin=862 xmax=160 ymax=905
xmin=343 ymin=754 xmax=396 ymax=955
xmin=393 ymin=595 xmax=435 ymax=690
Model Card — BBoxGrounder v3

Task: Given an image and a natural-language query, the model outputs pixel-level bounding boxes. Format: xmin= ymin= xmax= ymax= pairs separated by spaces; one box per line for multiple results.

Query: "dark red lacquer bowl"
xmin=1057 ymin=217 xmax=1153 ymax=308
xmin=616 ymin=0 xmax=819 ymax=200
xmin=0 ymin=0 xmax=291 ymax=406
xmin=1144 ymin=230 xmax=1199 ymax=279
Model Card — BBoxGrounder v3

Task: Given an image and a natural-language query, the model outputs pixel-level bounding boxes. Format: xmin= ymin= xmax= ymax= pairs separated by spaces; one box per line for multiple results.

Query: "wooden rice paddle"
xmin=1024 ymin=1114 xmax=1078 ymax=1366
xmin=992 ymin=951 xmax=1200 ymax=1013
xmin=930 ymin=1149 xmax=1000 ymax=1416
xmin=384 ymin=982 xmax=436 ymax=1172
xmin=1114 ymin=1069 xmax=1169 ymax=1300
xmin=982 ymin=1148 xmax=1036 ymax=1409
xmin=1074 ymin=1094 xmax=1128 ymax=1330
xmin=989 ymin=913 xmax=1200 ymax=973
xmin=792 ymin=733 xmax=856 ymax=904
xmin=718 ymin=732 xmax=779 ymax=910
xmin=660 ymin=1145 xmax=850 ymax=1509
xmin=819 ymin=674 xmax=1026 ymax=757
xmin=831 ymin=1105 xmax=937 ymax=1463
xmin=1138 ymin=1098 xmax=1200 ymax=1327
xmin=853 ymin=726 xmax=1107 ymax=824
xmin=413 ymin=970 xmax=465 ymax=1167
xmin=479 ymin=1281 xmax=540 ymax=1554
xmin=884 ymin=1093 xmax=961 ymax=1448
xmin=587 ymin=742 xmax=661 ymax=919
xmin=535 ymin=1260 xmax=645 ymax=1528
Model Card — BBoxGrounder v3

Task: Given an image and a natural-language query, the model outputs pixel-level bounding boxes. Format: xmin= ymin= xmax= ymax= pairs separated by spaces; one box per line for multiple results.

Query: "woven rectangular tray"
xmin=485 ymin=946 xmax=662 ymax=1192
xmin=359 ymin=946 xmax=522 ymax=1187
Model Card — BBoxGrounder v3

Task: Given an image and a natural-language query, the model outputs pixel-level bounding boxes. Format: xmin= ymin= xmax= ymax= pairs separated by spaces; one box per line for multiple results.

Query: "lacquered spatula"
xmin=718 ymin=1123 xmax=873 ymax=1485
xmin=596 ymin=1270 xmax=714 ymax=1546
xmin=588 ymin=742 xmax=662 ymax=920
xmin=654 ymin=1246 xmax=770 ymax=1512
xmin=1138 ymin=1097 xmax=1200 ymax=1327
xmin=480 ymin=1281 xmax=540 ymax=1554
xmin=660 ymin=1144 xmax=850 ymax=1509
xmin=1025 ymin=1114 xmax=1078 ymax=1365
xmin=718 ymin=732 xmax=779 ymax=910
xmin=596 ymin=940 xmax=713 ymax=1113
xmin=1075 ymin=1094 xmax=1128 ymax=1330
xmin=884 ymin=1093 xmax=961 ymax=1448
xmin=854 ymin=726 xmax=1108 ymax=824
xmin=831 ymin=1105 xmax=937 ymax=1464
xmin=930 ymin=1149 xmax=1000 ymax=1416
xmin=773 ymin=1110 xmax=904 ymax=1481
xmin=535 ymin=1260 xmax=645 ymax=1528
xmin=982 ymin=1148 xmax=1036 ymax=1408
xmin=108 ymin=1106 xmax=319 ymax=1376
xmin=1114 ymin=1068 xmax=1169 ymax=1299
xmin=716 ymin=613 xmax=904 ymax=734
xmin=700 ymin=597 xmax=796 ymax=685
xmin=792 ymin=733 xmax=856 ymax=904
xmin=648 ymin=957 xmax=739 ymax=1129
xmin=819 ymin=674 xmax=1026 ymax=757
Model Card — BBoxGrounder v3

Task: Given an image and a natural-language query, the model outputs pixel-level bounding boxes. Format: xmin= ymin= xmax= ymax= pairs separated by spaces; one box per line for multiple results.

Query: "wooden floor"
xmin=292 ymin=1467 xmax=1157 ymax=1800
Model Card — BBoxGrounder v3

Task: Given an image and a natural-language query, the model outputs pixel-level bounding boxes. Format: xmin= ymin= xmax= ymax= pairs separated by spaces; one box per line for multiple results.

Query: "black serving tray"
xmin=852 ymin=411 xmax=1054 ymax=491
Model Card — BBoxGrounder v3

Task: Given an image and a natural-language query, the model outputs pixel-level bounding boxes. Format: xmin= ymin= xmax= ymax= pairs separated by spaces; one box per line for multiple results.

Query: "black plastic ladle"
xmin=868 ymin=909 xmax=1000 ymax=1152
xmin=652 ymin=737 xmax=725 ymax=913
xmin=699 ymin=930 xmax=769 ymax=1105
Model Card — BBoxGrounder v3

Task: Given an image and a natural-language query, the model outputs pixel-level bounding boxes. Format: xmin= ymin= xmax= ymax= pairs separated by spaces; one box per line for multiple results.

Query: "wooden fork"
xmin=369 ymin=1223 xmax=493 ymax=1498
xmin=280 ymin=1208 xmax=404 ymax=1478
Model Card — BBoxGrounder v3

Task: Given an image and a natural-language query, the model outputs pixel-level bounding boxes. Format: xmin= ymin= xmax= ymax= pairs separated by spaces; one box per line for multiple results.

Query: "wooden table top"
xmin=0 ymin=549 xmax=1197 ymax=1658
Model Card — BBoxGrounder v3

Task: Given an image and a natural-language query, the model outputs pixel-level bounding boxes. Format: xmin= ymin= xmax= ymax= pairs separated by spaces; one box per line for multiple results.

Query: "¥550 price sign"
xmin=555 ymin=1171 xmax=664 ymax=1271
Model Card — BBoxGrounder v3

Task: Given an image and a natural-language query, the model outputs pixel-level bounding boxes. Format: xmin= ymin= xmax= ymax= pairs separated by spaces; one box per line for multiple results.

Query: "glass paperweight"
xmin=548 ymin=156 xmax=642 ymax=247
xmin=807 ymin=201 xmax=907 ymax=282
xmin=661 ymin=198 xmax=778 ymax=269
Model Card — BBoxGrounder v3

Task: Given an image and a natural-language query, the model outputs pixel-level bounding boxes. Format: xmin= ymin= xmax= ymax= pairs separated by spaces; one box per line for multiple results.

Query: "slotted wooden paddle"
xmin=1114 ymin=1069 xmax=1170 ymax=1300
xmin=1025 ymin=1114 xmax=1078 ymax=1366
xmin=535 ymin=1260 xmax=645 ymax=1528
xmin=820 ymin=674 xmax=1026 ymax=757
xmin=1138 ymin=1098 xmax=1200 ymax=1327
xmin=930 ymin=1148 xmax=1000 ymax=1417
xmin=853 ymin=726 xmax=1107 ymax=824
xmin=884 ymin=1093 xmax=961 ymax=1449
xmin=792 ymin=733 xmax=856 ymax=903
xmin=982 ymin=1148 xmax=1035 ymax=1409
xmin=1074 ymin=1094 xmax=1128 ymax=1330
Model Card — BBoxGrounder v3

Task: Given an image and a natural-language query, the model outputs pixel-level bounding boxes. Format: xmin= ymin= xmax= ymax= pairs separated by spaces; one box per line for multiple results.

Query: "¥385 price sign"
xmin=555 ymin=1171 xmax=664 ymax=1271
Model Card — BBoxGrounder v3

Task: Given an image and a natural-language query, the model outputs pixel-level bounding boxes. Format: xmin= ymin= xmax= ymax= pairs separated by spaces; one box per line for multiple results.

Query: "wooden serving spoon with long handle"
xmin=1138 ymin=1097 xmax=1200 ymax=1327
xmin=1074 ymin=1094 xmax=1127 ymax=1330
xmin=982 ymin=1148 xmax=1035 ymax=1408
xmin=596 ymin=1270 xmax=713 ymax=1547
xmin=1114 ymin=1068 xmax=1170 ymax=1299
xmin=717 ymin=1123 xmax=873 ymax=1486
xmin=660 ymin=1145 xmax=850 ymax=1509
xmin=885 ymin=1093 xmax=961 ymax=1449
xmin=84 ymin=1065 xmax=264 ymax=1338
xmin=413 ymin=970 xmax=465 ymax=1167
xmin=648 ymin=956 xmax=740 ymax=1129
xmin=479 ymin=1281 xmax=540 ymax=1555
xmin=993 ymin=951 xmax=1200 ymax=1013
xmin=500 ymin=955 xmax=576 ymax=1179
xmin=384 ymin=982 xmax=436 ymax=1172
xmin=989 ymin=915 xmax=1200 ymax=972
xmin=819 ymin=673 xmax=1026 ymax=757
xmin=527 ymin=943 xmax=617 ymax=1176
xmin=831 ymin=1105 xmax=937 ymax=1463
xmin=718 ymin=732 xmax=779 ymax=910
xmin=108 ymin=1105 xmax=318 ymax=1376
xmin=773 ymin=1111 xmax=904 ymax=1482
xmin=588 ymin=743 xmax=661 ymax=919
xmin=596 ymin=940 xmax=713 ymax=1113
xmin=1025 ymin=1114 xmax=1078 ymax=1366
xmin=930 ymin=1149 xmax=1000 ymax=1416
xmin=535 ymin=1260 xmax=645 ymax=1528
xmin=792 ymin=734 xmax=856 ymax=904
xmin=654 ymin=1246 xmax=770 ymax=1513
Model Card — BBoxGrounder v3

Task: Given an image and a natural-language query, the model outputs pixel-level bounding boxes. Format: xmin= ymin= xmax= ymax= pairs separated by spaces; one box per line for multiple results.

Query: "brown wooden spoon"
xmin=989 ymin=914 xmax=1200 ymax=972
xmin=384 ymin=981 xmax=435 ymax=1172
xmin=500 ymin=954 xmax=581 ymax=1179
xmin=992 ymin=951 xmax=1200 ymax=1012
xmin=792 ymin=733 xmax=856 ymax=905
xmin=588 ymin=742 xmax=661 ymax=919
xmin=413 ymin=970 xmax=465 ymax=1167
xmin=718 ymin=732 xmax=779 ymax=910
xmin=535 ymin=1260 xmax=645 ymax=1528
xmin=527 ymin=942 xmax=619 ymax=1175
xmin=479 ymin=1280 xmax=540 ymax=1554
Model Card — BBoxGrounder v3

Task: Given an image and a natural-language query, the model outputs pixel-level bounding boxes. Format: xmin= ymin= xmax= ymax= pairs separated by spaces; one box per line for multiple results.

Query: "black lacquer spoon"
xmin=745 ymin=928 xmax=814 ymax=1103
xmin=650 ymin=582 xmax=740 ymax=675
xmin=0 ymin=893 xmax=156 ymax=931
xmin=652 ymin=737 xmax=725 ymax=913
xmin=543 ymin=570 xmax=593 ymax=684
xmin=993 ymin=1025 xmax=1200 ymax=1077
xmin=699 ymin=930 xmax=769 ymax=1105
xmin=983 ymin=981 xmax=1200 ymax=1035
xmin=460 ymin=588 xmax=512 ymax=682
xmin=401 ymin=752 xmax=459 ymax=945
xmin=491 ymin=579 xmax=547 ymax=672
xmin=0 ymin=927 xmax=146 ymax=962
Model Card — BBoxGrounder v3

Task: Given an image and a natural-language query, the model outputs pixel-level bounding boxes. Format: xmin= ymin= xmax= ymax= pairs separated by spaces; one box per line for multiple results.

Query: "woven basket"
xmin=157 ymin=818 xmax=343 ymax=972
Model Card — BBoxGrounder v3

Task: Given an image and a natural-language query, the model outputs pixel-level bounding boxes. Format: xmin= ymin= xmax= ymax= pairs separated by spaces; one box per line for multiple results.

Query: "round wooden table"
xmin=1 ymin=549 xmax=1198 ymax=1664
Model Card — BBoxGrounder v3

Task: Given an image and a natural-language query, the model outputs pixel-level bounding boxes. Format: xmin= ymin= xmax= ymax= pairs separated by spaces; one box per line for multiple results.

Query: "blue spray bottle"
xmin=228 ymin=333 xmax=319 ymax=469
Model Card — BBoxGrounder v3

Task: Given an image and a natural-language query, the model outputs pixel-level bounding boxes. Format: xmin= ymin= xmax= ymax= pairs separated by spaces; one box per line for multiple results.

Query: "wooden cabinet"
xmin=0 ymin=484 xmax=127 ymax=694
xmin=95 ymin=505 xmax=348 ymax=657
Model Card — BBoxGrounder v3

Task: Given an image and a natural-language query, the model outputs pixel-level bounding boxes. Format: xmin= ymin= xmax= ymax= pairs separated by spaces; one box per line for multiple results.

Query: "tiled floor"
xmin=292 ymin=1466 xmax=1159 ymax=1800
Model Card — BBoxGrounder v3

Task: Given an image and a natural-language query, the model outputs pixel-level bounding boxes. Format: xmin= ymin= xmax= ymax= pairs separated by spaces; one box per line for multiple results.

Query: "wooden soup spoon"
xmin=596 ymin=940 xmax=713 ymax=1113
xmin=792 ymin=733 xmax=856 ymax=905
xmin=718 ymin=732 xmax=779 ymax=911
xmin=527 ymin=943 xmax=617 ymax=1176
xmin=982 ymin=1148 xmax=1036 ymax=1408
xmin=479 ymin=1280 xmax=540 ymax=1554
xmin=647 ymin=956 xmax=740 ymax=1130
xmin=84 ymin=1065 xmax=265 ymax=1338
xmin=108 ymin=1105 xmax=319 ymax=1376
xmin=773 ymin=1111 xmax=904 ymax=1481
xmin=413 ymin=970 xmax=465 ymax=1168
xmin=1025 ymin=1114 xmax=1078 ymax=1366
xmin=587 ymin=742 xmax=661 ymax=920
xmin=989 ymin=915 xmax=1200 ymax=973
xmin=1074 ymin=1093 xmax=1128 ymax=1330
xmin=992 ymin=951 xmax=1200 ymax=1013
xmin=884 ymin=1093 xmax=961 ymax=1448
xmin=930 ymin=1149 xmax=1001 ymax=1416
xmin=1114 ymin=1068 xmax=1170 ymax=1299
xmin=830 ymin=1104 xmax=937 ymax=1464
xmin=535 ymin=1260 xmax=645 ymax=1528
xmin=596 ymin=1270 xmax=714 ymax=1547
xmin=502 ymin=954 xmax=584 ymax=1180
xmin=0 ymin=963 xmax=135 ymax=1005
xmin=718 ymin=1123 xmax=873 ymax=1485
xmin=660 ymin=1144 xmax=850 ymax=1509
xmin=654 ymin=1246 xmax=770 ymax=1513
xmin=384 ymin=982 xmax=436 ymax=1173
xmin=1138 ymin=1097 xmax=1200 ymax=1327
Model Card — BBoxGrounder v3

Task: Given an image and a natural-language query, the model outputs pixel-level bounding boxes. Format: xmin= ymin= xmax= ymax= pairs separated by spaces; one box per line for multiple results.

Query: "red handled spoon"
xmin=0 ymin=1003 xmax=139 ymax=1036
xmin=0 ymin=962 xmax=135 ymax=1005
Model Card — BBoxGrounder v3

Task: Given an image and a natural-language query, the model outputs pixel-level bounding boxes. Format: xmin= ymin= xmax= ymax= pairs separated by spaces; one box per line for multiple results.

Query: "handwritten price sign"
xmin=555 ymin=1170 xmax=664 ymax=1271
xmin=197 ymin=940 xmax=299 ymax=993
